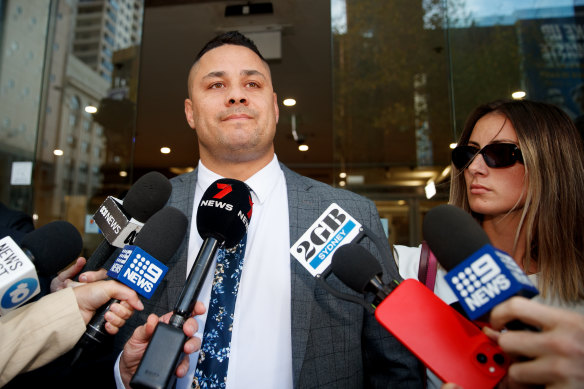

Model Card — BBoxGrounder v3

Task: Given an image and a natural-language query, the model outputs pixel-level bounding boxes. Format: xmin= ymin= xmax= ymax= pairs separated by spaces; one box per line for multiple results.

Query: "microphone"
xmin=330 ymin=243 xmax=395 ymax=305
xmin=331 ymin=243 xmax=509 ymax=389
xmin=0 ymin=221 xmax=82 ymax=314
xmin=130 ymin=178 xmax=253 ymax=389
xmin=71 ymin=206 xmax=188 ymax=363
xmin=83 ymin=171 xmax=172 ymax=272
xmin=422 ymin=204 xmax=539 ymax=324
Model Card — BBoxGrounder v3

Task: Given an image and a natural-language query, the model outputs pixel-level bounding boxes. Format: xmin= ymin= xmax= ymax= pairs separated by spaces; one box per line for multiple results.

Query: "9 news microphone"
xmin=423 ymin=204 xmax=539 ymax=326
xmin=0 ymin=221 xmax=82 ymax=314
xmin=83 ymin=171 xmax=172 ymax=272
xmin=331 ymin=243 xmax=509 ymax=389
xmin=130 ymin=178 xmax=253 ymax=389
xmin=71 ymin=206 xmax=188 ymax=364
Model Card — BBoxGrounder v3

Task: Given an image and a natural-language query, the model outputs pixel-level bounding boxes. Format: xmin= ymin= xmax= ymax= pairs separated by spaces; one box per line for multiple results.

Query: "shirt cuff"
xmin=113 ymin=351 xmax=126 ymax=389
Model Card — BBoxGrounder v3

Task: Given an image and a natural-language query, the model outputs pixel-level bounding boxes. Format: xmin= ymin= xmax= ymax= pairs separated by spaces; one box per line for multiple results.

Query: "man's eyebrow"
xmin=241 ymin=69 xmax=266 ymax=79
xmin=201 ymin=70 xmax=266 ymax=80
xmin=202 ymin=71 xmax=226 ymax=80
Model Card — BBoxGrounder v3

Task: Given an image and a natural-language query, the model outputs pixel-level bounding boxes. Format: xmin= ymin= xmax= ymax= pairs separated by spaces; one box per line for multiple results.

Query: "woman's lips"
xmin=469 ymin=184 xmax=489 ymax=194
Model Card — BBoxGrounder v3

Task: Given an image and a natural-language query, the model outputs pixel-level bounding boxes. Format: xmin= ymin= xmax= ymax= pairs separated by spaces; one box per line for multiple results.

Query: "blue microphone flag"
xmin=107 ymin=245 xmax=168 ymax=299
xmin=444 ymin=244 xmax=538 ymax=319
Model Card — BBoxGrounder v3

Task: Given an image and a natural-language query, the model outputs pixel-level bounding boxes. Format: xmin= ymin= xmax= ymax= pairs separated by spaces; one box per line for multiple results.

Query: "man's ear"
xmin=273 ymin=93 xmax=279 ymax=124
xmin=184 ymin=98 xmax=195 ymax=129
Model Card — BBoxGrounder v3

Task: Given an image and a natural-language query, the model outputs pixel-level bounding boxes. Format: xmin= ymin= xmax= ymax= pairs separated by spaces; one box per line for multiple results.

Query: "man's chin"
xmin=223 ymin=145 xmax=272 ymax=163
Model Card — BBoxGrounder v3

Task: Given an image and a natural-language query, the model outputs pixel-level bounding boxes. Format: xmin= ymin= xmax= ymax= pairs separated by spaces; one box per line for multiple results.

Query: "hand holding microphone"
xmin=440 ymin=297 xmax=584 ymax=389
xmin=72 ymin=280 xmax=144 ymax=331
xmin=119 ymin=303 xmax=206 ymax=389
xmin=71 ymin=206 xmax=188 ymax=364
xmin=0 ymin=279 xmax=144 ymax=386
xmin=331 ymin=243 xmax=509 ymax=389
xmin=422 ymin=205 xmax=584 ymax=388
xmin=129 ymin=178 xmax=253 ymax=389
xmin=484 ymin=297 xmax=584 ymax=389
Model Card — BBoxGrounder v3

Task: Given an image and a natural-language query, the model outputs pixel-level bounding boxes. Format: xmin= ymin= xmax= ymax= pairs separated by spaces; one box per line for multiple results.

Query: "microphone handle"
xmin=132 ymin=237 xmax=222 ymax=389
xmin=170 ymin=237 xmax=221 ymax=328
xmin=85 ymin=297 xmax=119 ymax=343
xmin=70 ymin=298 xmax=118 ymax=366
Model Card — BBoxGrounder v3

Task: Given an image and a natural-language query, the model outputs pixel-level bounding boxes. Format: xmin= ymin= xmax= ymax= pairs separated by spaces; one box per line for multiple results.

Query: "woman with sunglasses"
xmin=395 ymin=99 xmax=584 ymax=389
xmin=450 ymin=99 xmax=584 ymax=307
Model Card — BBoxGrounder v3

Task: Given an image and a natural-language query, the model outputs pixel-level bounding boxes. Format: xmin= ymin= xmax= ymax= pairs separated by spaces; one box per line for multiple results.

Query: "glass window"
xmin=1 ymin=0 xmax=580 ymax=261
xmin=70 ymin=96 xmax=80 ymax=110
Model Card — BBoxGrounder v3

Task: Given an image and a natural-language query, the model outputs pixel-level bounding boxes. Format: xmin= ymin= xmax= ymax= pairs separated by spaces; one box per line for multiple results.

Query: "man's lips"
xmin=223 ymin=113 xmax=252 ymax=121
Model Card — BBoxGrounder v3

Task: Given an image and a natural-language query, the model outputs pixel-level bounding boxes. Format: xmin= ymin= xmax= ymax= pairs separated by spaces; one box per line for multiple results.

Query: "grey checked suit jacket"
xmin=115 ymin=163 xmax=423 ymax=388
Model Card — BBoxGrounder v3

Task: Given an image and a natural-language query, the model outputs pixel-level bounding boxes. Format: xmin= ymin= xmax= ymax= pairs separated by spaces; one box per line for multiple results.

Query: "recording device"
xmin=331 ymin=243 xmax=509 ymax=389
xmin=423 ymin=204 xmax=539 ymax=322
xmin=83 ymin=171 xmax=172 ymax=272
xmin=0 ymin=221 xmax=82 ymax=314
xmin=71 ymin=206 xmax=188 ymax=363
xmin=130 ymin=178 xmax=253 ymax=389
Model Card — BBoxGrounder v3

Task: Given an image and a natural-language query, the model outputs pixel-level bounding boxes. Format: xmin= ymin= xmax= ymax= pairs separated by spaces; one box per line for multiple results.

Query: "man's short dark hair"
xmin=195 ymin=31 xmax=266 ymax=62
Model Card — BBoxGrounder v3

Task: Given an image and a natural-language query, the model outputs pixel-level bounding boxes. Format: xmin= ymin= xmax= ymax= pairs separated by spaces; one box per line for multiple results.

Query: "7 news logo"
xmin=213 ymin=183 xmax=233 ymax=198
xmin=200 ymin=182 xmax=253 ymax=228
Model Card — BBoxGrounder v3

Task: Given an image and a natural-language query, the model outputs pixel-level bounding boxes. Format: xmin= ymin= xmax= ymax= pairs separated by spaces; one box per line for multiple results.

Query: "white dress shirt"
xmin=116 ymin=155 xmax=294 ymax=389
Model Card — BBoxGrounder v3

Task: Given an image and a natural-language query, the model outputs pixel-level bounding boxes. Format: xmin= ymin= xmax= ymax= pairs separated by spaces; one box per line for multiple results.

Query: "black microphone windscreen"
xmin=133 ymin=206 xmax=188 ymax=263
xmin=197 ymin=179 xmax=253 ymax=247
xmin=20 ymin=221 xmax=83 ymax=276
xmin=123 ymin=171 xmax=172 ymax=222
xmin=331 ymin=244 xmax=382 ymax=293
xmin=422 ymin=204 xmax=490 ymax=270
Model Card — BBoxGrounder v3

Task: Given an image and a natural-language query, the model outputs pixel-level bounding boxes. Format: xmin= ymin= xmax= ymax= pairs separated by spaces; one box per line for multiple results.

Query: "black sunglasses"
xmin=452 ymin=143 xmax=524 ymax=169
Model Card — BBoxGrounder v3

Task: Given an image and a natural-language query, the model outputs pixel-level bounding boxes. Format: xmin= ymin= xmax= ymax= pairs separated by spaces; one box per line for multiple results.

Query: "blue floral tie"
xmin=193 ymin=234 xmax=247 ymax=389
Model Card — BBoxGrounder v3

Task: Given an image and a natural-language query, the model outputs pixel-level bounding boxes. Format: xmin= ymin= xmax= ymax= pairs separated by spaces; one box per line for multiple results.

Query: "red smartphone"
xmin=375 ymin=279 xmax=508 ymax=389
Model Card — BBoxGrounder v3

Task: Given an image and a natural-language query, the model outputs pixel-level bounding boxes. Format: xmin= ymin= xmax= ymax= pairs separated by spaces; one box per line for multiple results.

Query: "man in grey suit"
xmin=116 ymin=31 xmax=422 ymax=388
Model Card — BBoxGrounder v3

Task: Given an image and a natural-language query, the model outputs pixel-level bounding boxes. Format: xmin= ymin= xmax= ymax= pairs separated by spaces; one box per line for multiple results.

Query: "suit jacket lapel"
xmin=166 ymin=169 xmax=198 ymax=307
xmin=282 ymin=164 xmax=319 ymax=386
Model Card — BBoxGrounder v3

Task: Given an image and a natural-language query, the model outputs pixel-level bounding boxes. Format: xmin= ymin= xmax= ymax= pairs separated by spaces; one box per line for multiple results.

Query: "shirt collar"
xmin=196 ymin=154 xmax=282 ymax=205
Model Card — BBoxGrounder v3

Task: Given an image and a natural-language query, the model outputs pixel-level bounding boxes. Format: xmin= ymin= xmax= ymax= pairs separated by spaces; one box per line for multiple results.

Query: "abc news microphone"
xmin=130 ymin=178 xmax=253 ymax=389
xmin=71 ymin=206 xmax=188 ymax=363
xmin=330 ymin=244 xmax=509 ymax=389
xmin=84 ymin=171 xmax=172 ymax=272
xmin=423 ymin=204 xmax=539 ymax=329
xmin=0 ymin=221 xmax=82 ymax=315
